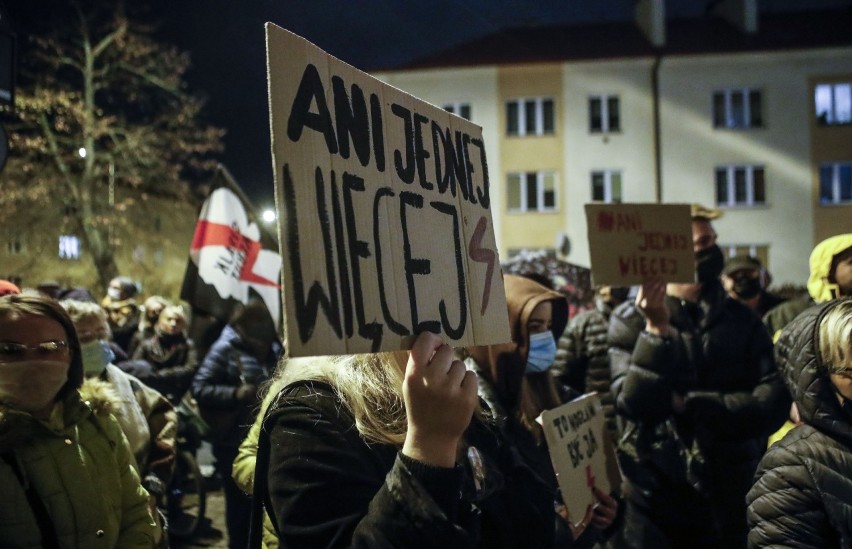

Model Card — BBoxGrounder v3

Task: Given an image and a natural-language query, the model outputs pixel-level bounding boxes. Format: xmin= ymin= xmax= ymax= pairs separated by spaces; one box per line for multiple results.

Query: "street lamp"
xmin=262 ymin=209 xmax=276 ymax=224
xmin=78 ymin=147 xmax=87 ymax=158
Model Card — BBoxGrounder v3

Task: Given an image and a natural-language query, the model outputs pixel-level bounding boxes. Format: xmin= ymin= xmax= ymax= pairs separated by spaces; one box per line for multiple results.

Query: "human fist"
xmin=402 ymin=332 xmax=478 ymax=468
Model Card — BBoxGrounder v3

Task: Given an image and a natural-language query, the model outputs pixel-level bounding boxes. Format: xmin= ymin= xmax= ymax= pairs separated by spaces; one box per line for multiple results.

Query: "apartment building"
xmin=375 ymin=1 xmax=852 ymax=286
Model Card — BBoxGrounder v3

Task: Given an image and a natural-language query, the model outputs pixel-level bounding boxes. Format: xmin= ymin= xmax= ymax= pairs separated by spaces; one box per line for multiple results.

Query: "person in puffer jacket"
xmin=607 ymin=208 xmax=790 ymax=549
xmin=747 ymin=297 xmax=852 ymax=548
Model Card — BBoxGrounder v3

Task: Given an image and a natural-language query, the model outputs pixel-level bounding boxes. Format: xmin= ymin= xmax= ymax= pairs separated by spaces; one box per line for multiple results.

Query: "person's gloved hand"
xmin=684 ymin=391 xmax=725 ymax=425
xmin=234 ymin=384 xmax=258 ymax=402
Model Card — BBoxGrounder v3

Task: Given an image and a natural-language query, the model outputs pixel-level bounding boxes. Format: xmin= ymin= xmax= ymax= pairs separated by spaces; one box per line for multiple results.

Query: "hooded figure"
xmin=764 ymin=233 xmax=852 ymax=337
xmin=466 ymin=275 xmax=622 ymax=546
xmin=747 ymin=298 xmax=852 ymax=547
xmin=466 ymin=274 xmax=568 ymax=432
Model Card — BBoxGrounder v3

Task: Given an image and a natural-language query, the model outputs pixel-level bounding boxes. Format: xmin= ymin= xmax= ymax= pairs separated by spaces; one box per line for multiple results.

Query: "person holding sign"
xmin=464 ymin=274 xmax=619 ymax=547
xmin=259 ymin=330 xmax=556 ymax=548
xmin=607 ymin=206 xmax=790 ymax=549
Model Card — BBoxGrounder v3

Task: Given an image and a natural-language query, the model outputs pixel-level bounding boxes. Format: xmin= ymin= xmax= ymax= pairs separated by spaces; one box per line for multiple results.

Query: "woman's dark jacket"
xmin=554 ymin=298 xmax=619 ymax=439
xmin=131 ymin=333 xmax=198 ymax=405
xmin=264 ymin=380 xmax=555 ymax=549
xmin=191 ymin=325 xmax=275 ymax=447
xmin=608 ymin=284 xmax=789 ymax=537
xmin=747 ymin=298 xmax=852 ymax=548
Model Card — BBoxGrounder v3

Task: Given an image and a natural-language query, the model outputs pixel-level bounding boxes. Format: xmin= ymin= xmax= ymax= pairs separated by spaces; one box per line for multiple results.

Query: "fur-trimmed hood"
xmin=79 ymin=377 xmax=124 ymax=417
xmin=0 ymin=387 xmax=108 ymax=453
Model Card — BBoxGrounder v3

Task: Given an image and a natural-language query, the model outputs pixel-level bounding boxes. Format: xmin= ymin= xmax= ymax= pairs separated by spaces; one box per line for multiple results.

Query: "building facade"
xmin=376 ymin=3 xmax=852 ymax=286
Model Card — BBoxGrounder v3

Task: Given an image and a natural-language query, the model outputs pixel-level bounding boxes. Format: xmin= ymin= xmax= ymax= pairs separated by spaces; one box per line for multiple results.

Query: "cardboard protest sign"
xmin=585 ymin=203 xmax=693 ymax=286
xmin=540 ymin=393 xmax=621 ymax=528
xmin=266 ymin=24 xmax=510 ymax=357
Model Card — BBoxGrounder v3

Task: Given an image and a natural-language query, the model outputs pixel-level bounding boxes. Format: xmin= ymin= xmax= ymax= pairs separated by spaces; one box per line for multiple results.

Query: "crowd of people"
xmin=0 ymin=210 xmax=850 ymax=549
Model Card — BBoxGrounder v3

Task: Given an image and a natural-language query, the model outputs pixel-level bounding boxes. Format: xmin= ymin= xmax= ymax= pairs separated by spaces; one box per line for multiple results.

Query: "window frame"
xmin=819 ymin=162 xmax=852 ymax=205
xmin=590 ymin=169 xmax=623 ymax=203
xmin=712 ymin=88 xmax=763 ymax=129
xmin=815 ymin=83 xmax=852 ymax=126
xmin=588 ymin=95 xmax=621 ymax=133
xmin=506 ymin=171 xmax=558 ymax=213
xmin=442 ymin=101 xmax=472 ymax=121
xmin=506 ymin=97 xmax=555 ymax=136
xmin=715 ymin=165 xmax=767 ymax=207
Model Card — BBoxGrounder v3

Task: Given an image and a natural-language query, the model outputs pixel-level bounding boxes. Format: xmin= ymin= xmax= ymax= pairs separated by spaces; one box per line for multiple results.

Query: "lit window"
xmin=591 ymin=170 xmax=622 ymax=203
xmin=819 ymin=162 xmax=852 ymax=205
xmin=713 ymin=89 xmax=763 ymax=129
xmin=443 ymin=102 xmax=472 ymax=121
xmin=506 ymin=98 xmax=555 ymax=136
xmin=815 ymin=83 xmax=852 ymax=126
xmin=715 ymin=166 xmax=766 ymax=207
xmin=507 ymin=172 xmax=558 ymax=212
xmin=589 ymin=96 xmax=620 ymax=132
xmin=58 ymin=235 xmax=81 ymax=260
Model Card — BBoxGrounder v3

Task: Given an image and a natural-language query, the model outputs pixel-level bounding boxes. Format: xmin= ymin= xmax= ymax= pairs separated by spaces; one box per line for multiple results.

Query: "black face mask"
xmin=695 ymin=244 xmax=725 ymax=285
xmin=732 ymin=277 xmax=762 ymax=299
xmin=609 ymin=287 xmax=631 ymax=303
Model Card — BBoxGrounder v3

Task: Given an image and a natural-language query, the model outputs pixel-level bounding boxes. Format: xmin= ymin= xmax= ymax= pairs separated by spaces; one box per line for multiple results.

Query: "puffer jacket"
xmin=608 ymin=283 xmax=790 ymax=544
xmin=191 ymin=325 xmax=276 ymax=447
xmin=0 ymin=389 xmax=158 ymax=548
xmin=553 ymin=298 xmax=619 ymax=439
xmin=747 ymin=298 xmax=852 ymax=548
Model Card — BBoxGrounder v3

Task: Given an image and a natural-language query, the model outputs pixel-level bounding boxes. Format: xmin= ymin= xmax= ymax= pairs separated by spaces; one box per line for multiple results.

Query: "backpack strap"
xmin=1 ymin=452 xmax=60 ymax=549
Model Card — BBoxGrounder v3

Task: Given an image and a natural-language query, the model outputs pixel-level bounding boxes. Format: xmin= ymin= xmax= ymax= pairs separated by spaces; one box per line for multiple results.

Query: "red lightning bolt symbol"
xmin=468 ymin=216 xmax=496 ymax=316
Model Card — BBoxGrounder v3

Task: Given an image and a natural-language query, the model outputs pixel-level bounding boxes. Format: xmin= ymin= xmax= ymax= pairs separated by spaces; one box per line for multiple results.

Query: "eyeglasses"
xmin=0 ymin=340 xmax=69 ymax=361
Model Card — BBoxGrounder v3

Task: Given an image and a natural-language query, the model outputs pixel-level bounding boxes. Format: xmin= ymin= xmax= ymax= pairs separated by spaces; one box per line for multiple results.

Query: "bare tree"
xmin=1 ymin=0 xmax=223 ymax=290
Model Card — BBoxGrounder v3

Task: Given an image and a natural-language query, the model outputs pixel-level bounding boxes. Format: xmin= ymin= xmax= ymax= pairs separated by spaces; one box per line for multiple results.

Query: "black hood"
xmin=775 ymin=298 xmax=852 ymax=445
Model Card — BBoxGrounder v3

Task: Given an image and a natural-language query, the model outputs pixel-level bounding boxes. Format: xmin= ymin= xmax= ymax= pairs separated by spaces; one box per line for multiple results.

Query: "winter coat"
xmin=466 ymin=275 xmax=614 ymax=548
xmin=102 ymin=296 xmax=141 ymax=353
xmin=263 ymin=375 xmax=556 ymax=549
xmin=553 ymin=298 xmax=619 ymax=439
xmin=191 ymin=325 xmax=276 ymax=448
xmin=233 ymin=385 xmax=281 ymax=549
xmin=81 ymin=365 xmax=177 ymax=484
xmin=0 ymin=389 xmax=159 ymax=547
xmin=608 ymin=283 xmax=790 ymax=545
xmin=746 ymin=298 xmax=852 ymax=548
xmin=762 ymin=234 xmax=852 ymax=340
xmin=131 ymin=333 xmax=199 ymax=405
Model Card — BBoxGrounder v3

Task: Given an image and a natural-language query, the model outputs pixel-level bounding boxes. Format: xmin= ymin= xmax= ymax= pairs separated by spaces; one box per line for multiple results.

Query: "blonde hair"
xmin=820 ymin=300 xmax=852 ymax=373
xmin=60 ymin=299 xmax=108 ymax=327
xmin=266 ymin=350 xmax=408 ymax=447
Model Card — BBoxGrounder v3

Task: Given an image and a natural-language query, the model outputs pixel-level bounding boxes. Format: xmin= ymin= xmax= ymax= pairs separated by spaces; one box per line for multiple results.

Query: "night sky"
xmin=158 ymin=0 xmax=851 ymax=207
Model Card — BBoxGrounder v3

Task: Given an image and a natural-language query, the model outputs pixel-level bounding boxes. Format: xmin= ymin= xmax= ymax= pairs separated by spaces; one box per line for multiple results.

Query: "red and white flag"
xmin=180 ymin=166 xmax=281 ymax=329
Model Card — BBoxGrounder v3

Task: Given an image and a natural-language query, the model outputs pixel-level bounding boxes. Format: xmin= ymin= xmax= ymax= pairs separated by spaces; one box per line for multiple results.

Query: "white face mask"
xmin=0 ymin=360 xmax=69 ymax=414
xmin=107 ymin=287 xmax=122 ymax=301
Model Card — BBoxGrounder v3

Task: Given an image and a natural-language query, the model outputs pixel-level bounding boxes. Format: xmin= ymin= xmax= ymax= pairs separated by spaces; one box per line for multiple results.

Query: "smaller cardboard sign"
xmin=540 ymin=393 xmax=621 ymax=528
xmin=585 ymin=203 xmax=693 ymax=286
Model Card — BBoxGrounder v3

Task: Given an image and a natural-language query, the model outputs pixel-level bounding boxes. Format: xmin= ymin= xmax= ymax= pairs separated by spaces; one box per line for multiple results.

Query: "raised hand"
xmin=401 ymin=331 xmax=478 ymax=468
xmin=637 ymin=276 xmax=670 ymax=336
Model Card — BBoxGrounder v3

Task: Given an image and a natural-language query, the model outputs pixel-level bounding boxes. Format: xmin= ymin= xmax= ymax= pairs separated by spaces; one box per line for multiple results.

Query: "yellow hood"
xmin=808 ymin=233 xmax=852 ymax=302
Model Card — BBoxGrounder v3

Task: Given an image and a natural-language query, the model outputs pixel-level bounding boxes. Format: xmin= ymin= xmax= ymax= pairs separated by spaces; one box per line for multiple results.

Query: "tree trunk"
xmin=81 ymin=219 xmax=118 ymax=293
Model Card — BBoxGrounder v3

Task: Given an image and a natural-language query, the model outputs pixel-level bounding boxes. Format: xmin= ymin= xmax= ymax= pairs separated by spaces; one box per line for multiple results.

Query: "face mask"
xmin=695 ymin=245 xmax=724 ymax=285
xmin=732 ymin=277 xmax=762 ymax=299
xmin=81 ymin=340 xmax=113 ymax=377
xmin=0 ymin=360 xmax=69 ymax=414
xmin=526 ymin=331 xmax=557 ymax=374
xmin=107 ymin=287 xmax=122 ymax=301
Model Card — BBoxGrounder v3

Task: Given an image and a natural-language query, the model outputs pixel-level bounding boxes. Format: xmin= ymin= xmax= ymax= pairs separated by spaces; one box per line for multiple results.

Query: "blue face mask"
xmin=526 ymin=331 xmax=557 ymax=374
xmin=81 ymin=340 xmax=114 ymax=377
